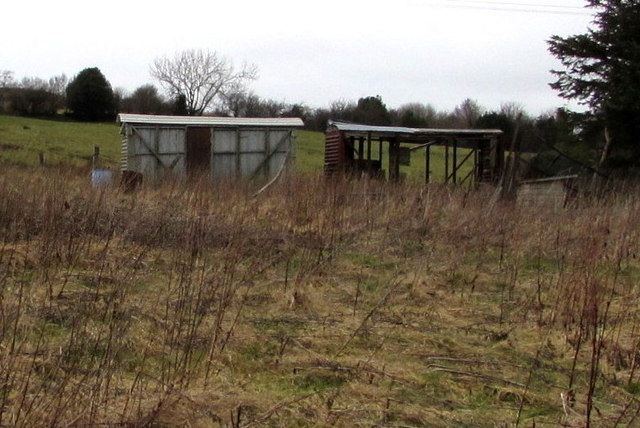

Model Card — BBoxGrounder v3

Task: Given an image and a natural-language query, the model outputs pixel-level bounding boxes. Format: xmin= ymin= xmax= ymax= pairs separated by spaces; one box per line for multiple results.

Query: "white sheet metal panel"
xmin=212 ymin=130 xmax=237 ymax=153
xmin=211 ymin=154 xmax=236 ymax=178
xmin=210 ymin=129 xmax=292 ymax=179
xmin=129 ymin=128 xmax=185 ymax=155
xmin=268 ymin=130 xmax=291 ymax=152
xmin=125 ymin=126 xmax=187 ymax=178
xmin=118 ymin=113 xmax=304 ymax=128
xmin=240 ymin=130 xmax=265 ymax=153
xmin=158 ymin=128 xmax=185 ymax=153
xmin=268 ymin=152 xmax=288 ymax=177
xmin=240 ymin=153 xmax=265 ymax=177
xmin=137 ymin=154 xmax=157 ymax=177
xmin=130 ymin=128 xmax=155 ymax=155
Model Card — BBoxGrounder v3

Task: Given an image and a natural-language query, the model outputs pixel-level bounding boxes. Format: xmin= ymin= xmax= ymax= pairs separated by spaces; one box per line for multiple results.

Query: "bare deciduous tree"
xmin=500 ymin=102 xmax=527 ymax=122
xmin=150 ymin=49 xmax=258 ymax=115
xmin=47 ymin=74 xmax=68 ymax=98
xmin=453 ymin=98 xmax=483 ymax=128
xmin=0 ymin=70 xmax=14 ymax=88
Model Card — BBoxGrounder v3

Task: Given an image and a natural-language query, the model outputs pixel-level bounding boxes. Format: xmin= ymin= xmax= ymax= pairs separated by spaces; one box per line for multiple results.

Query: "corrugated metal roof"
xmin=117 ymin=114 xmax=304 ymax=127
xmin=327 ymin=120 xmax=502 ymax=136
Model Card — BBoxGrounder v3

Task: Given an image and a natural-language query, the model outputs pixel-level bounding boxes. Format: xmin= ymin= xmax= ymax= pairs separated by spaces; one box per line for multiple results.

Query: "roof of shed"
xmin=117 ymin=114 xmax=304 ymax=128
xmin=328 ymin=120 xmax=502 ymax=137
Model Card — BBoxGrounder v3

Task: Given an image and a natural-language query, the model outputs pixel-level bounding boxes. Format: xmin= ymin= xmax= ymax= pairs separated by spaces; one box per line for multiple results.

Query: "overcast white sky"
xmin=1 ymin=0 xmax=593 ymax=115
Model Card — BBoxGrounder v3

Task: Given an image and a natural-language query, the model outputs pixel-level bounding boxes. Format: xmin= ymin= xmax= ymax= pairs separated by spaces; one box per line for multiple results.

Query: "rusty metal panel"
xmin=324 ymin=129 xmax=345 ymax=175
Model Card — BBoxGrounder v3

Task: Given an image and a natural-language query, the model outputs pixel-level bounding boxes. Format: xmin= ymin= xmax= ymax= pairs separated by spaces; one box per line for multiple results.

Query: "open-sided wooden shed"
xmin=324 ymin=121 xmax=504 ymax=185
xmin=117 ymin=114 xmax=304 ymax=181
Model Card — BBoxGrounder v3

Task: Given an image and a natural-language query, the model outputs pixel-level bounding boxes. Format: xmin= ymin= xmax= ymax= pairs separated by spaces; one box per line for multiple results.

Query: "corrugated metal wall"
xmin=323 ymin=129 xmax=344 ymax=175
xmin=122 ymin=125 xmax=293 ymax=181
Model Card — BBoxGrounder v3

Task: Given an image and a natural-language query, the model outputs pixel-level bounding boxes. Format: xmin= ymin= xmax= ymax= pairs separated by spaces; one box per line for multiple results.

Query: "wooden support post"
xmin=501 ymin=113 xmax=522 ymax=199
xmin=425 ymin=145 xmax=431 ymax=184
xmin=389 ymin=138 xmax=400 ymax=181
xmin=348 ymin=136 xmax=356 ymax=165
xmin=92 ymin=145 xmax=100 ymax=169
xmin=366 ymin=133 xmax=372 ymax=175
xmin=452 ymin=138 xmax=458 ymax=184
xmin=39 ymin=151 xmax=45 ymax=167
xmin=358 ymin=137 xmax=364 ymax=160
xmin=473 ymin=148 xmax=478 ymax=187
xmin=444 ymin=142 xmax=449 ymax=183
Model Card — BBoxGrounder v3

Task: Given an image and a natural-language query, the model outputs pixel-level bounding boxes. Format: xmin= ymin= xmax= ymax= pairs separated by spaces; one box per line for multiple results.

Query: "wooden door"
xmin=186 ymin=127 xmax=211 ymax=176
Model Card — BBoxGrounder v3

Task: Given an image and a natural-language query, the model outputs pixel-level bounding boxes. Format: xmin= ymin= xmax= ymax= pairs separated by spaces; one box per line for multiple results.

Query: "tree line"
xmin=0 ymin=65 xmax=598 ymax=178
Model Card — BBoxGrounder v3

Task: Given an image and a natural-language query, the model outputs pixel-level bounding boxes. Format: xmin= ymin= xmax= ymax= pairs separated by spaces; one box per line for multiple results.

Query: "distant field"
xmin=0 ymin=115 xmax=121 ymax=169
xmin=0 ymin=115 xmax=472 ymax=182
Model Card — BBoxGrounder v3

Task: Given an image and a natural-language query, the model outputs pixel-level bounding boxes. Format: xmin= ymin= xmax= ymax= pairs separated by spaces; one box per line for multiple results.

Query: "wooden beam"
xmin=409 ymin=141 xmax=438 ymax=151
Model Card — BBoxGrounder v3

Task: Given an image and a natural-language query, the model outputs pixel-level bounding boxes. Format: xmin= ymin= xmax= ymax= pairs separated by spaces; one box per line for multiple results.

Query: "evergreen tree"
xmin=66 ymin=67 xmax=115 ymax=121
xmin=353 ymin=96 xmax=390 ymax=125
xmin=548 ymin=0 xmax=640 ymax=168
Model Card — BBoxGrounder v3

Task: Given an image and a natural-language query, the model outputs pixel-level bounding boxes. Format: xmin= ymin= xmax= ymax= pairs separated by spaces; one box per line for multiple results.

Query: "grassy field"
xmin=0 ymin=115 xmax=471 ymax=182
xmin=1 ymin=161 xmax=640 ymax=426
xmin=0 ymin=115 xmax=122 ymax=169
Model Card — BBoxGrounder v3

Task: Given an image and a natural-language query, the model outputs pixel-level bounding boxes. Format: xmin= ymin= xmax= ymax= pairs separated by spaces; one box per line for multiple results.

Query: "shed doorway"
xmin=186 ymin=127 xmax=211 ymax=176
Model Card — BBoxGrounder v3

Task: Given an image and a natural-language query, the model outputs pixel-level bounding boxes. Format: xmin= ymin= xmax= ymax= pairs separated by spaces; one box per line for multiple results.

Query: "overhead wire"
xmin=441 ymin=0 xmax=586 ymax=10
xmin=420 ymin=0 xmax=592 ymax=16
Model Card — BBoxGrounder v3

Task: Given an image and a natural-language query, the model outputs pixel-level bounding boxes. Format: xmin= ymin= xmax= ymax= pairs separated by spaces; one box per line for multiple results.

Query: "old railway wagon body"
xmin=325 ymin=121 xmax=504 ymax=185
xmin=118 ymin=114 xmax=304 ymax=181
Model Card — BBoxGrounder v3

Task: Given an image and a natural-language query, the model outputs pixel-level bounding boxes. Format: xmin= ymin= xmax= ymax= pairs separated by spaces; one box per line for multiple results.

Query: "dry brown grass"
xmin=2 ymin=167 xmax=640 ymax=427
